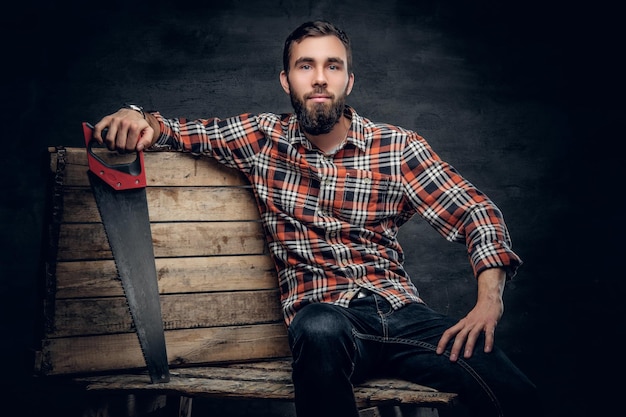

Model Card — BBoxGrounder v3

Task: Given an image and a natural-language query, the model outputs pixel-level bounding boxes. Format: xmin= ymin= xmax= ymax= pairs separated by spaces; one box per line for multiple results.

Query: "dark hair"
xmin=282 ymin=20 xmax=352 ymax=75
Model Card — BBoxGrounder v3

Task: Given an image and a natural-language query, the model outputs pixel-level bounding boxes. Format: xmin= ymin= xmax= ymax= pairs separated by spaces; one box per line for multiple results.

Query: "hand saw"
xmin=83 ymin=122 xmax=170 ymax=383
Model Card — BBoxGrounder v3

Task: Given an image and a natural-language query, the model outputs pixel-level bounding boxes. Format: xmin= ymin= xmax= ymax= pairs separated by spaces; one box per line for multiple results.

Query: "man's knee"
xmin=293 ymin=303 xmax=349 ymax=336
xmin=289 ymin=303 xmax=354 ymax=365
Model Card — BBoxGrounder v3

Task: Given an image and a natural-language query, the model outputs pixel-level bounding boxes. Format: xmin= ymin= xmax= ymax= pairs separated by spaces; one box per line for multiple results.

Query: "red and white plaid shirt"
xmin=153 ymin=106 xmax=522 ymax=325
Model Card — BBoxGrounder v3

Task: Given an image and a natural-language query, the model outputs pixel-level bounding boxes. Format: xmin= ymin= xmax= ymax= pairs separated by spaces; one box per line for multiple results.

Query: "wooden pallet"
xmin=34 ymin=147 xmax=458 ymax=416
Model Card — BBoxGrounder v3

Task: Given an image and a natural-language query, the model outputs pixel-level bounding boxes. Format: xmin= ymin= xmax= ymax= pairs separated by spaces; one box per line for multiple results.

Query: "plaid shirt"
xmin=152 ymin=106 xmax=522 ymax=325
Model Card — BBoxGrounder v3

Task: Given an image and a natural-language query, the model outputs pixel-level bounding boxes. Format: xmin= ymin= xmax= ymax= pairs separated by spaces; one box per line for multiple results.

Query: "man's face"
xmin=280 ymin=35 xmax=354 ymax=135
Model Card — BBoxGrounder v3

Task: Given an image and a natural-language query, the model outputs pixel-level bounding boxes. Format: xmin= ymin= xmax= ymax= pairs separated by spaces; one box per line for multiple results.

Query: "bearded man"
xmin=94 ymin=20 xmax=539 ymax=417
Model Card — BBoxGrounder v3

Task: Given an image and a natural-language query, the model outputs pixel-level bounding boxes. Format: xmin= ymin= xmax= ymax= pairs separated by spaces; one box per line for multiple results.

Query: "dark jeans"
xmin=288 ymin=293 xmax=539 ymax=417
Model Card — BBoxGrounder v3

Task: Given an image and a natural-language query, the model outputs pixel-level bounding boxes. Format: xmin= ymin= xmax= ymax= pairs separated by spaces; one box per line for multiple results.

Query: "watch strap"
xmin=124 ymin=103 xmax=145 ymax=119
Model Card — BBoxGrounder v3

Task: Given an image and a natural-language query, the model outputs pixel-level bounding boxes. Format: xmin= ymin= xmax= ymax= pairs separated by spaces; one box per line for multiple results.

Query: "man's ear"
xmin=346 ymin=73 xmax=355 ymax=96
xmin=280 ymin=71 xmax=291 ymax=94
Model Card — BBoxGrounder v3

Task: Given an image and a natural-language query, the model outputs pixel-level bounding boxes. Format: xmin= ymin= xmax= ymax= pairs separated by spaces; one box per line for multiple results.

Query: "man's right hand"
xmin=93 ymin=108 xmax=158 ymax=152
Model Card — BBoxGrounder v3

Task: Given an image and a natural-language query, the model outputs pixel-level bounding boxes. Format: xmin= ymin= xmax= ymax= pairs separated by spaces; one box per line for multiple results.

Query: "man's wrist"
xmin=124 ymin=103 xmax=145 ymax=119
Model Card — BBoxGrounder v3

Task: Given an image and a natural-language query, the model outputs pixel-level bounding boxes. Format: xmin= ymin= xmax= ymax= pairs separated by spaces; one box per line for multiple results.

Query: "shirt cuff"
xmin=146 ymin=111 xmax=175 ymax=150
xmin=470 ymin=241 xmax=523 ymax=279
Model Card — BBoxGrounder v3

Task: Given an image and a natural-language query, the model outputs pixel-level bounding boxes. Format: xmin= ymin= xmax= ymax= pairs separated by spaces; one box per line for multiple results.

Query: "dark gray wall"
xmin=1 ymin=0 xmax=620 ymax=416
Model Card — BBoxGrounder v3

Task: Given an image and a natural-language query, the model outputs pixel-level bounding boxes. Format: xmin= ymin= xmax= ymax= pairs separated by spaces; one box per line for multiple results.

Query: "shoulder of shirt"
xmin=347 ymin=107 xmax=424 ymax=143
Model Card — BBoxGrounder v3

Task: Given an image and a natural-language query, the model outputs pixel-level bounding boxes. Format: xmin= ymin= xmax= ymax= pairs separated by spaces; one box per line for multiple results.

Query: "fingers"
xmin=483 ymin=325 xmax=496 ymax=354
xmin=436 ymin=325 xmax=456 ymax=356
xmin=448 ymin=322 xmax=474 ymax=362
xmin=93 ymin=109 xmax=150 ymax=152
xmin=436 ymin=319 xmax=496 ymax=362
xmin=92 ymin=116 xmax=111 ymax=145
xmin=436 ymin=322 xmax=466 ymax=362
xmin=460 ymin=326 xmax=480 ymax=359
xmin=136 ymin=125 xmax=155 ymax=151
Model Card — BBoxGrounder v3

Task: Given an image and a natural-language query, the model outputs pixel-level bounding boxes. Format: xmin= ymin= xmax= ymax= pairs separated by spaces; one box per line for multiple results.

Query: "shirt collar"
xmin=287 ymin=105 xmax=368 ymax=153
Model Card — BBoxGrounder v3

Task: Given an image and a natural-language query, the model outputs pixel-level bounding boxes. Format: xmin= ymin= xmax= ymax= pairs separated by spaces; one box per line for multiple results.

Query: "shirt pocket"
xmin=336 ymin=170 xmax=404 ymax=226
xmin=266 ymin=153 xmax=317 ymax=218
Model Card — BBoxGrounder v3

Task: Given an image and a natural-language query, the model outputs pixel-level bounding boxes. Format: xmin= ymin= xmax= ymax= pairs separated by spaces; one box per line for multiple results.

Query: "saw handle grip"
xmin=83 ymin=122 xmax=147 ymax=190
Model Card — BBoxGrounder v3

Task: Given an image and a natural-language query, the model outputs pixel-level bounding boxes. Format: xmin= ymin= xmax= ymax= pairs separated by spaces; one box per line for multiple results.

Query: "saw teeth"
xmin=88 ymin=169 xmax=169 ymax=383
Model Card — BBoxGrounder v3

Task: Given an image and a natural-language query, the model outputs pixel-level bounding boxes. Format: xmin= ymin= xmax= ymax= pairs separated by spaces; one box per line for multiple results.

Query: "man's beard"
xmin=290 ymin=87 xmax=347 ymax=136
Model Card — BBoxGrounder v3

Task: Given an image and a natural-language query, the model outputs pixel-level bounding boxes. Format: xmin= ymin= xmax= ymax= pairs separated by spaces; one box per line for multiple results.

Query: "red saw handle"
xmin=82 ymin=122 xmax=147 ymax=190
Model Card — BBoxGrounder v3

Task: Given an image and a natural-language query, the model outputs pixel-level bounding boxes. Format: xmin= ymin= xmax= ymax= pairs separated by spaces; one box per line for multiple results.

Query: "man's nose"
xmin=312 ymin=68 xmax=327 ymax=87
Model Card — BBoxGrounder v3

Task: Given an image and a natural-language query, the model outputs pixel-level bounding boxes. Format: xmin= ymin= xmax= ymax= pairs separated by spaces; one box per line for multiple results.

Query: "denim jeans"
xmin=288 ymin=293 xmax=539 ymax=417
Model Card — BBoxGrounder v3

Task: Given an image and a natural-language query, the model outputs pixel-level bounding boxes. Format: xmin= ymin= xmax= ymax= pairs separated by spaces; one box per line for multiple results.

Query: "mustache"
xmin=304 ymin=88 xmax=335 ymax=100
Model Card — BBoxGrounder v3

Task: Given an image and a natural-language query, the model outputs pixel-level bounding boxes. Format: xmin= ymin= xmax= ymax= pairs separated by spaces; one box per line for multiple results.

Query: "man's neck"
xmin=305 ymin=115 xmax=351 ymax=155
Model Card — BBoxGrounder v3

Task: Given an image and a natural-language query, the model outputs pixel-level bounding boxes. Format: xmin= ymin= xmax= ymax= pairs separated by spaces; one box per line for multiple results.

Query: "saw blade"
xmin=88 ymin=171 xmax=170 ymax=383
xmin=82 ymin=121 xmax=170 ymax=384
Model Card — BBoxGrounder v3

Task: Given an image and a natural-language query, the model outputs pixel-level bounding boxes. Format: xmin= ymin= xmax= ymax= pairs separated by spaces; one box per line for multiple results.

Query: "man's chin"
xmin=307 ymin=101 xmax=331 ymax=112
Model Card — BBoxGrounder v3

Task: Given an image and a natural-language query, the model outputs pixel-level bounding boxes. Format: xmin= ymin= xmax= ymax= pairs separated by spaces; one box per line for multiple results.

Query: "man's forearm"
xmin=476 ymin=268 xmax=506 ymax=305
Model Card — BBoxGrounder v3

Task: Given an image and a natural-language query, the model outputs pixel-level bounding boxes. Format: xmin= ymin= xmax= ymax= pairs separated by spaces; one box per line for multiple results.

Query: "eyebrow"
xmin=294 ymin=56 xmax=345 ymax=66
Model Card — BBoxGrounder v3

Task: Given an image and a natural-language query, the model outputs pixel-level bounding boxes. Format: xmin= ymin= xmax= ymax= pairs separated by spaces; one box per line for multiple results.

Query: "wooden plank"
xmin=352 ymin=385 xmax=457 ymax=408
xmin=38 ymin=324 xmax=291 ymax=375
xmin=359 ymin=408 xmax=381 ymax=417
xmin=50 ymin=148 xmax=250 ymax=187
xmin=184 ymin=362 xmax=448 ymax=397
xmin=55 ymin=255 xmax=277 ymax=299
xmin=178 ymin=396 xmax=193 ymax=417
xmin=172 ymin=363 xmax=292 ymax=382
xmin=56 ymin=221 xmax=266 ymax=261
xmin=70 ymin=359 xmax=457 ymax=409
xmin=49 ymin=290 xmax=283 ymax=337
xmin=60 ymin=186 xmax=260 ymax=223
xmin=78 ymin=371 xmax=296 ymax=401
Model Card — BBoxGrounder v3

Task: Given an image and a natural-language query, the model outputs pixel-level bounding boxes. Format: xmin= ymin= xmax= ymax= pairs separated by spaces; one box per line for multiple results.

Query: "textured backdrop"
xmin=1 ymin=1 xmax=619 ymax=416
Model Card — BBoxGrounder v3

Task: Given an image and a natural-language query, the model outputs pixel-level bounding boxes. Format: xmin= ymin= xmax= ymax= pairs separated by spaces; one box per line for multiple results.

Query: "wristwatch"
xmin=124 ymin=103 xmax=145 ymax=119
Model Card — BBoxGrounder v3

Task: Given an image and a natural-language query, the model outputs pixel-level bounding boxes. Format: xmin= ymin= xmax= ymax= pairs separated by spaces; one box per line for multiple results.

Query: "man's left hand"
xmin=436 ymin=268 xmax=506 ymax=362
